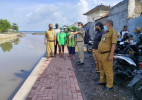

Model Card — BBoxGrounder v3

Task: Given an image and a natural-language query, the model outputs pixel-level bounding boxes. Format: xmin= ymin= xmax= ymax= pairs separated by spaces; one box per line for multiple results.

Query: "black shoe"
xmin=78 ymin=62 xmax=84 ymax=65
xmin=103 ymin=87 xmax=113 ymax=92
xmin=96 ymin=82 xmax=106 ymax=86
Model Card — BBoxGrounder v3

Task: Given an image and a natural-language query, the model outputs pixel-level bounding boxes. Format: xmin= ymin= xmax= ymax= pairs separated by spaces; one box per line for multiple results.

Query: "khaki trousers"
xmin=46 ymin=41 xmax=54 ymax=57
xmin=92 ymin=49 xmax=99 ymax=70
xmin=77 ymin=42 xmax=84 ymax=63
xmin=98 ymin=52 xmax=113 ymax=88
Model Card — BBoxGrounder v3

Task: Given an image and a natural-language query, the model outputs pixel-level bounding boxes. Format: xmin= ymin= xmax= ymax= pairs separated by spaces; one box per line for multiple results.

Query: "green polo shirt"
xmin=57 ymin=32 xmax=67 ymax=45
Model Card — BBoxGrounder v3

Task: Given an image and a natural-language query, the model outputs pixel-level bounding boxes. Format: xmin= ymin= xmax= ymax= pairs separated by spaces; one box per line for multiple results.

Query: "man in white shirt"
xmin=120 ymin=26 xmax=129 ymax=39
xmin=54 ymin=23 xmax=60 ymax=56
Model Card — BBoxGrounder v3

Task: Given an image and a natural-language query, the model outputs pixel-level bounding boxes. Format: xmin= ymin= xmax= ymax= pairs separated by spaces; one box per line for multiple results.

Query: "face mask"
xmin=95 ymin=28 xmax=100 ymax=32
xmin=78 ymin=26 xmax=81 ymax=29
xmin=104 ymin=26 xmax=108 ymax=32
xmin=60 ymin=30 xmax=64 ymax=32
xmin=49 ymin=27 xmax=52 ymax=29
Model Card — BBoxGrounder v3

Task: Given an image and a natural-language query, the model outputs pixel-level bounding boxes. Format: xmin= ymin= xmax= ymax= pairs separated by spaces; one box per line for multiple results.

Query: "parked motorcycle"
xmin=87 ymin=38 xmax=93 ymax=53
xmin=113 ymin=38 xmax=142 ymax=100
xmin=115 ymin=33 xmax=134 ymax=54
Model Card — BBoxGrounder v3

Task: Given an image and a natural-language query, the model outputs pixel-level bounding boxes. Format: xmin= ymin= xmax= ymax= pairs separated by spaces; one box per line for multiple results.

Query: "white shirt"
xmin=54 ymin=28 xmax=60 ymax=37
xmin=121 ymin=31 xmax=129 ymax=39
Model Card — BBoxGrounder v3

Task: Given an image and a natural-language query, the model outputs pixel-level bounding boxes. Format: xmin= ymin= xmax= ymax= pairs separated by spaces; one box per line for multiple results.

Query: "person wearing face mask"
xmin=92 ymin=22 xmax=105 ymax=72
xmin=67 ymin=29 xmax=77 ymax=59
xmin=96 ymin=20 xmax=118 ymax=91
xmin=57 ymin=28 xmax=67 ymax=58
xmin=44 ymin=24 xmax=56 ymax=60
xmin=73 ymin=22 xmax=85 ymax=65
xmin=54 ymin=23 xmax=60 ymax=56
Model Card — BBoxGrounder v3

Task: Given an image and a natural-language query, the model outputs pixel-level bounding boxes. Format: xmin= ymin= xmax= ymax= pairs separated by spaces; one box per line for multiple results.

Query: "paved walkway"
xmin=27 ymin=48 xmax=83 ymax=100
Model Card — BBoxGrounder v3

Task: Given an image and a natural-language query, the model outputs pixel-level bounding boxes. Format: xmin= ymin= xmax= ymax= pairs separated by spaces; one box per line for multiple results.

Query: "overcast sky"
xmin=0 ymin=0 xmax=123 ymax=31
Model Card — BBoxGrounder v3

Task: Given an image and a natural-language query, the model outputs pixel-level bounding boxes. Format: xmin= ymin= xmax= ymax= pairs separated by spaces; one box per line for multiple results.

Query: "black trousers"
xmin=59 ymin=45 xmax=64 ymax=53
xmin=54 ymin=41 xmax=59 ymax=55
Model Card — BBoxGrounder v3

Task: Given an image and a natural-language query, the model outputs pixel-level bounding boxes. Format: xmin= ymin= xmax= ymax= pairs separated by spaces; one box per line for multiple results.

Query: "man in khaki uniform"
xmin=74 ymin=22 xmax=85 ymax=65
xmin=44 ymin=24 xmax=56 ymax=59
xmin=96 ymin=20 xmax=118 ymax=91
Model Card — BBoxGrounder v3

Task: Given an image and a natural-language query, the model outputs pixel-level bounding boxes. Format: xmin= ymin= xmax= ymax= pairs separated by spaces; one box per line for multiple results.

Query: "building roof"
xmin=95 ymin=13 xmax=109 ymax=21
xmin=83 ymin=5 xmax=110 ymax=15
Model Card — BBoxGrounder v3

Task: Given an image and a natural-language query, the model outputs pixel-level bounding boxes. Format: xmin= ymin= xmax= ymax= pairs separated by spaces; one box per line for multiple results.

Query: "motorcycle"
xmin=87 ymin=38 xmax=93 ymax=53
xmin=113 ymin=40 xmax=142 ymax=100
xmin=115 ymin=33 xmax=134 ymax=54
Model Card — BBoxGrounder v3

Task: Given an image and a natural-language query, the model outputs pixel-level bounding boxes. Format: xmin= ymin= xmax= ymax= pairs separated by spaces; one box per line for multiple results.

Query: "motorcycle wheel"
xmin=133 ymin=79 xmax=142 ymax=100
xmin=87 ymin=44 xmax=92 ymax=53
xmin=113 ymin=61 xmax=125 ymax=84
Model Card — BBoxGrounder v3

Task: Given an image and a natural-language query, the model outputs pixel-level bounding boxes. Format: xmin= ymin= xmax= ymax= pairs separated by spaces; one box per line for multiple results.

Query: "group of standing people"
xmin=44 ymin=20 xmax=118 ymax=92
xmin=44 ymin=22 xmax=85 ymax=65
xmin=92 ymin=20 xmax=118 ymax=91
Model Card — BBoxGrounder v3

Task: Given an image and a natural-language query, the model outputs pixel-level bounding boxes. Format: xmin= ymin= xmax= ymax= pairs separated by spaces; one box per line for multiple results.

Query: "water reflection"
xmin=0 ymin=38 xmax=20 ymax=52
xmin=13 ymin=38 xmax=20 ymax=45
xmin=0 ymin=34 xmax=45 ymax=100
xmin=0 ymin=42 xmax=13 ymax=52
xmin=14 ymin=70 xmax=30 ymax=79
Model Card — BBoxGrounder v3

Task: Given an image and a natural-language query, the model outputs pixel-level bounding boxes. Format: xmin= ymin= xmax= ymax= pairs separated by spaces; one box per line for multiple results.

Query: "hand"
xmin=78 ymin=31 xmax=81 ymax=34
xmin=108 ymin=54 xmax=113 ymax=61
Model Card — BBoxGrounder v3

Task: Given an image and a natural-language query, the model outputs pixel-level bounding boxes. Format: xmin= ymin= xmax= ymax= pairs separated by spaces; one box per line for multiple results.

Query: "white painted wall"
xmin=87 ymin=11 xmax=109 ymax=22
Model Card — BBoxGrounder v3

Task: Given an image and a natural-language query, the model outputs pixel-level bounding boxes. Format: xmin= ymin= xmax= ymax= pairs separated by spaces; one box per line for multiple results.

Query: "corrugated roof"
xmin=83 ymin=5 xmax=110 ymax=15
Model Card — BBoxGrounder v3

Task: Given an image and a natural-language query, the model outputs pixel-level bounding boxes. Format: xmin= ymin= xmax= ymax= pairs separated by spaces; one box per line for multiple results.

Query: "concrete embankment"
xmin=12 ymin=56 xmax=47 ymax=100
xmin=0 ymin=33 xmax=20 ymax=44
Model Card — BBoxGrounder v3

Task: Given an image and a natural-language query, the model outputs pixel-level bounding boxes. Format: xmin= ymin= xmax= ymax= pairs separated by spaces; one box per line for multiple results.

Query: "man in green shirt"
xmin=57 ymin=28 xmax=67 ymax=57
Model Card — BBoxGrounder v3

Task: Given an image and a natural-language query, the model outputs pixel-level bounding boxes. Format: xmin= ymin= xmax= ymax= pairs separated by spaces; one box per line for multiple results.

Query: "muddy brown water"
xmin=0 ymin=33 xmax=45 ymax=100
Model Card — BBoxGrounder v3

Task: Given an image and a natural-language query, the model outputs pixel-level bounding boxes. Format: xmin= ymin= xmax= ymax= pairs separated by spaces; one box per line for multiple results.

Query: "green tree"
xmin=11 ymin=23 xmax=19 ymax=31
xmin=0 ymin=19 xmax=11 ymax=32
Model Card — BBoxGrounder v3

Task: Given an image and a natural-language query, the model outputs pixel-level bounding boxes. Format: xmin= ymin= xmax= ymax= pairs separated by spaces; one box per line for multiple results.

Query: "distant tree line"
xmin=0 ymin=19 xmax=19 ymax=33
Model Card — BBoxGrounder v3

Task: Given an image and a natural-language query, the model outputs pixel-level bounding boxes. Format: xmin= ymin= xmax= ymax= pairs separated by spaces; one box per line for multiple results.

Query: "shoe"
xmin=78 ymin=62 xmax=84 ymax=65
xmin=103 ymin=87 xmax=113 ymax=92
xmin=46 ymin=58 xmax=50 ymax=61
xmin=96 ymin=82 xmax=106 ymax=86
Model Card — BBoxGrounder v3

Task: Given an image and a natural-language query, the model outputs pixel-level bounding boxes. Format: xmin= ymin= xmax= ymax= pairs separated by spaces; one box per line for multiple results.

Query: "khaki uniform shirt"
xmin=98 ymin=28 xmax=118 ymax=52
xmin=76 ymin=28 xmax=85 ymax=42
xmin=45 ymin=29 xmax=56 ymax=41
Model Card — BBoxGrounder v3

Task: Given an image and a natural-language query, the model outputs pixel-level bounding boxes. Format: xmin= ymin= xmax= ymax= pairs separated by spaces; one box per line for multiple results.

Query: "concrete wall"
xmin=87 ymin=12 xmax=100 ymax=22
xmin=85 ymin=0 xmax=142 ymax=39
xmin=128 ymin=0 xmax=142 ymax=19
xmin=108 ymin=0 xmax=128 ymax=33
xmin=0 ymin=34 xmax=19 ymax=44
xmin=0 ymin=34 xmax=18 ymax=39
xmin=95 ymin=16 xmax=108 ymax=25
xmin=87 ymin=11 xmax=109 ymax=22
xmin=128 ymin=15 xmax=142 ymax=39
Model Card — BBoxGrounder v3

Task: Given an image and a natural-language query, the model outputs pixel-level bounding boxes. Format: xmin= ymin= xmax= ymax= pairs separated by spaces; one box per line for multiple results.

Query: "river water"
xmin=0 ymin=33 xmax=45 ymax=100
